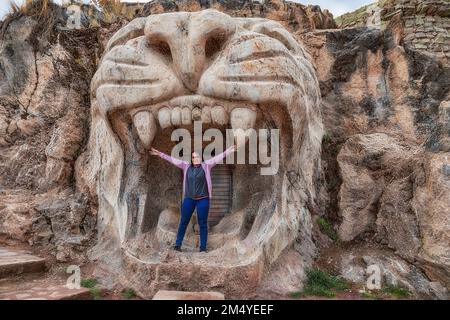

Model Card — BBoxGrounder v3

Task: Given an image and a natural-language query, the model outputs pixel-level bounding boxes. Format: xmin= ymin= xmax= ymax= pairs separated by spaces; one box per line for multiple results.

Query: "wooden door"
xmin=209 ymin=164 xmax=232 ymax=226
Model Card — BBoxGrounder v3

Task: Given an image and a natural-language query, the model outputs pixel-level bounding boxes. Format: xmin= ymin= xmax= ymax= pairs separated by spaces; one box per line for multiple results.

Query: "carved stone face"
xmin=88 ymin=9 xmax=323 ymax=297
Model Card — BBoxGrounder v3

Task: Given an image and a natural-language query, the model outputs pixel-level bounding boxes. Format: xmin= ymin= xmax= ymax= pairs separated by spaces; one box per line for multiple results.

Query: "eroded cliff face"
xmin=299 ymin=2 xmax=449 ymax=297
xmin=0 ymin=13 xmax=99 ymax=263
xmin=0 ymin=0 xmax=448 ymax=299
xmin=336 ymin=0 xmax=450 ymax=60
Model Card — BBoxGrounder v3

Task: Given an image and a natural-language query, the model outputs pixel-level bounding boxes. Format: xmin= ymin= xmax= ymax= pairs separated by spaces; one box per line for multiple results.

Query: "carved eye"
xmin=205 ymin=32 xmax=228 ymax=59
xmin=148 ymin=38 xmax=172 ymax=62
xmin=251 ymin=22 xmax=299 ymax=54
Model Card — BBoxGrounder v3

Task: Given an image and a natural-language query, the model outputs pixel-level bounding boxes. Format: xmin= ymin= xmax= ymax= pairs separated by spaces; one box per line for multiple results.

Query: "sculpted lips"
xmin=130 ymin=94 xmax=257 ymax=149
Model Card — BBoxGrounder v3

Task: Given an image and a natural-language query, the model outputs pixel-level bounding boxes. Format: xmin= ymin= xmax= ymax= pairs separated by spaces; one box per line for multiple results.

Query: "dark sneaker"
xmin=199 ymin=248 xmax=207 ymax=252
xmin=173 ymin=245 xmax=181 ymax=252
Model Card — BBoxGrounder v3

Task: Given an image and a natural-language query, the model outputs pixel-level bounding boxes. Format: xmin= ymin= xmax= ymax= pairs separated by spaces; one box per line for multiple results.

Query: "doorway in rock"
xmin=209 ymin=164 xmax=233 ymax=226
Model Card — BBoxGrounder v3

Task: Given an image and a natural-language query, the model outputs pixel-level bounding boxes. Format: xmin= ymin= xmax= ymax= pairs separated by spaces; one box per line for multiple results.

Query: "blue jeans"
xmin=175 ymin=197 xmax=210 ymax=250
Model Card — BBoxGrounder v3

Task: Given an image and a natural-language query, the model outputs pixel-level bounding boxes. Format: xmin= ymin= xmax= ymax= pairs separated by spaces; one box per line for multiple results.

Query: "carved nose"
xmin=145 ymin=10 xmax=235 ymax=92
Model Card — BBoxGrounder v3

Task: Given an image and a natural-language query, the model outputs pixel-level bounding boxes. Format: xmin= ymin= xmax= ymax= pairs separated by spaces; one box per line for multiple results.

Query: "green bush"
xmin=361 ymin=291 xmax=380 ymax=300
xmin=322 ymin=132 xmax=332 ymax=144
xmin=317 ymin=217 xmax=338 ymax=242
xmin=121 ymin=288 xmax=137 ymax=299
xmin=81 ymin=278 xmax=98 ymax=289
xmin=382 ymin=285 xmax=410 ymax=298
xmin=335 ymin=3 xmax=372 ymax=27
xmin=291 ymin=269 xmax=350 ymax=298
xmin=90 ymin=287 xmax=103 ymax=300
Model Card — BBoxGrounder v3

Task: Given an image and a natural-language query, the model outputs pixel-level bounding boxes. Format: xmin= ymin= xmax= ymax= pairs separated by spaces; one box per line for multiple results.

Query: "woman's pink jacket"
xmin=157 ymin=146 xmax=235 ymax=199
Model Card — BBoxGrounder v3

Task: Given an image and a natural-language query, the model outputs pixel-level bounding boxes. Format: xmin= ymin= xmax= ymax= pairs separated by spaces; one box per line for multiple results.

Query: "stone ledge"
xmin=152 ymin=290 xmax=225 ymax=300
xmin=0 ymin=284 xmax=91 ymax=300
xmin=0 ymin=247 xmax=47 ymax=278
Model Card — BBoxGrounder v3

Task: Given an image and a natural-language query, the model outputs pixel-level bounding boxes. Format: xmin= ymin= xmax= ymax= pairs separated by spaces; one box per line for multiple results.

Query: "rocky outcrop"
xmin=336 ymin=134 xmax=416 ymax=244
xmin=0 ymin=0 xmax=448 ymax=299
xmin=412 ymin=153 xmax=450 ymax=287
xmin=321 ymin=245 xmax=449 ymax=299
xmin=298 ymin=1 xmax=449 ymax=297
xmin=140 ymin=0 xmax=336 ymax=31
xmin=336 ymin=0 xmax=450 ymax=60
xmin=39 ymin=0 xmax=335 ymax=32
xmin=70 ymin=0 xmax=336 ymax=31
xmin=0 ymin=9 xmax=99 ymax=262
xmin=335 ymin=134 xmax=450 ymax=290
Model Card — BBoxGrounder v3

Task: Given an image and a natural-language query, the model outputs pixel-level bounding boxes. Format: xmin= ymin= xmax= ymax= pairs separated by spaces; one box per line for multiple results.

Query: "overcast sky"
xmin=0 ymin=0 xmax=375 ymax=21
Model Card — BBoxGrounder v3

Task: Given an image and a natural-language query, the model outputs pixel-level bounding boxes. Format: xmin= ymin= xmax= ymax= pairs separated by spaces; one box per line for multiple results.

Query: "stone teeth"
xmin=230 ymin=107 xmax=256 ymax=130
xmin=201 ymin=106 xmax=211 ymax=124
xmin=211 ymin=106 xmax=228 ymax=126
xmin=154 ymin=105 xmax=255 ymax=129
xmin=181 ymin=107 xmax=192 ymax=125
xmin=230 ymin=108 xmax=256 ymax=146
xmin=171 ymin=106 xmax=182 ymax=126
xmin=192 ymin=107 xmax=202 ymax=121
xmin=133 ymin=111 xmax=157 ymax=149
xmin=158 ymin=107 xmax=171 ymax=129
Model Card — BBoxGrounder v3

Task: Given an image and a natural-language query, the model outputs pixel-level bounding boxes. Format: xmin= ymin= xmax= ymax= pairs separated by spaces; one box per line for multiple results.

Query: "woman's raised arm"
xmin=204 ymin=145 xmax=236 ymax=167
xmin=150 ymin=148 xmax=188 ymax=169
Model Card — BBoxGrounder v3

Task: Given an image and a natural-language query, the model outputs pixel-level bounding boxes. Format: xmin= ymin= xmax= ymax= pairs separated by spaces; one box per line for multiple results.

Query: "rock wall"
xmin=299 ymin=1 xmax=449 ymax=297
xmin=0 ymin=9 xmax=100 ymax=262
xmin=139 ymin=0 xmax=336 ymax=30
xmin=50 ymin=0 xmax=335 ymax=31
xmin=387 ymin=0 xmax=450 ymax=60
xmin=336 ymin=0 xmax=450 ymax=60
xmin=0 ymin=0 xmax=449 ymax=299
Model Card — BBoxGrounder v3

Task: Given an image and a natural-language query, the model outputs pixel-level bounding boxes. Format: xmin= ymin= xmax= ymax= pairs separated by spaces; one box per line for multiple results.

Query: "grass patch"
xmin=90 ymin=287 xmax=103 ymax=300
xmin=317 ymin=217 xmax=338 ymax=242
xmin=382 ymin=285 xmax=410 ymax=299
xmin=81 ymin=278 xmax=98 ymax=289
xmin=361 ymin=291 xmax=380 ymax=300
xmin=121 ymin=288 xmax=137 ymax=299
xmin=99 ymin=0 xmax=144 ymax=23
xmin=360 ymin=284 xmax=411 ymax=300
xmin=289 ymin=291 xmax=304 ymax=299
xmin=322 ymin=131 xmax=332 ymax=144
xmin=7 ymin=0 xmax=52 ymax=19
xmin=334 ymin=3 xmax=372 ymax=28
xmin=291 ymin=269 xmax=350 ymax=298
xmin=3 ymin=0 xmax=145 ymax=34
xmin=2 ymin=0 xmax=56 ymax=41
xmin=81 ymin=277 xmax=104 ymax=300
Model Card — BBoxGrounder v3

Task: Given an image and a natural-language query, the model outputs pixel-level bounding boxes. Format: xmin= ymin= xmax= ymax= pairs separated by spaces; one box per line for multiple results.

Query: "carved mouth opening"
xmin=107 ymin=94 xmax=293 ymax=262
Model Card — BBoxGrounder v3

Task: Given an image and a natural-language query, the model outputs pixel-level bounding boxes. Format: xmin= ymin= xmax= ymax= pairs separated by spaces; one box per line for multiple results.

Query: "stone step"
xmin=0 ymin=280 xmax=91 ymax=300
xmin=152 ymin=290 xmax=225 ymax=300
xmin=0 ymin=247 xmax=47 ymax=278
xmin=0 ymin=247 xmax=91 ymax=300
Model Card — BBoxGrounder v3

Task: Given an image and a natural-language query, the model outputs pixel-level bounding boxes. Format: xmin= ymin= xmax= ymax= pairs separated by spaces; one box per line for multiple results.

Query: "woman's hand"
xmin=150 ymin=147 xmax=160 ymax=156
xmin=230 ymin=144 xmax=237 ymax=152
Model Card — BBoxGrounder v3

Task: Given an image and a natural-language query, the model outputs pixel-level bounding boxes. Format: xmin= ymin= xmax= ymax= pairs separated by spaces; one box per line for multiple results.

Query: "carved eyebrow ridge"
xmin=218 ymin=74 xmax=298 ymax=86
xmin=105 ymin=17 xmax=147 ymax=52
xmin=104 ymin=58 xmax=149 ymax=67
xmin=229 ymin=49 xmax=297 ymax=67
xmin=95 ymin=79 xmax=161 ymax=91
